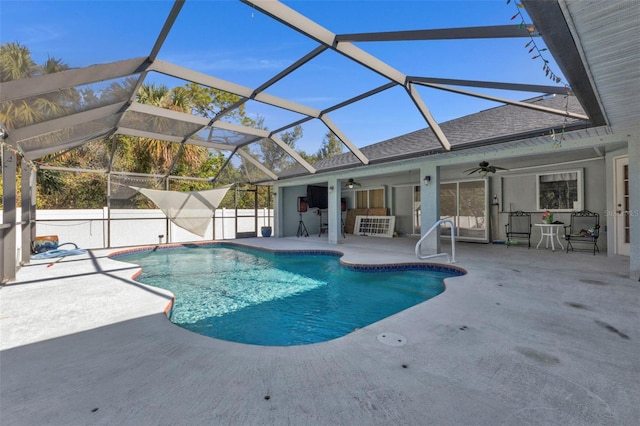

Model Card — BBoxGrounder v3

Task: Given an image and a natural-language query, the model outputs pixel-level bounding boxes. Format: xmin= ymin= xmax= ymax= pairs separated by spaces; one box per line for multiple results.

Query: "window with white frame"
xmin=439 ymin=179 xmax=488 ymax=242
xmin=536 ymin=170 xmax=583 ymax=211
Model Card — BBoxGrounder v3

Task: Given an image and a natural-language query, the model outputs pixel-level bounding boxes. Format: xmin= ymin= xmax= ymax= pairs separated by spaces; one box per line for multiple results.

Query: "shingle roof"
xmin=278 ymin=94 xmax=589 ymax=178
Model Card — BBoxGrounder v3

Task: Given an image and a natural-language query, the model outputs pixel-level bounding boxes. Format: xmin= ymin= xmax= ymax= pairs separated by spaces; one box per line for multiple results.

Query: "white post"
xmin=628 ymin=135 xmax=640 ymax=280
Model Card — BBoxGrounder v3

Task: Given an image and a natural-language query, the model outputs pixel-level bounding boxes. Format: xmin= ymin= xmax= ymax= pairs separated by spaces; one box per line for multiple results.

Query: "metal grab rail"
xmin=415 ymin=219 xmax=456 ymax=263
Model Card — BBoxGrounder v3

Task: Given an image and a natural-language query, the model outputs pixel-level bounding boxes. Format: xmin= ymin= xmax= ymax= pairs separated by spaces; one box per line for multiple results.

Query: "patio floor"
xmin=1 ymin=236 xmax=638 ymax=425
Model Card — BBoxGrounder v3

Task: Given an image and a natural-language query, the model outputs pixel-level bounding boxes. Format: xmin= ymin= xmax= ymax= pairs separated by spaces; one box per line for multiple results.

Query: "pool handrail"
xmin=415 ymin=219 xmax=456 ymax=263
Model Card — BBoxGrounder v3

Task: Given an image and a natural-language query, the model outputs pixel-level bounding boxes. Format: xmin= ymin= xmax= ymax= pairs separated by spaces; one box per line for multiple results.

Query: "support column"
xmin=2 ymin=146 xmax=17 ymax=282
xmin=30 ymin=166 xmax=36 ymax=246
xmin=274 ymin=185 xmax=284 ymax=238
xmin=106 ymin=173 xmax=111 ymax=248
xmin=628 ymin=135 xmax=640 ymax=280
xmin=420 ymin=164 xmax=440 ymax=253
xmin=490 ymin=176 xmax=503 ymax=242
xmin=21 ymin=162 xmax=35 ymax=265
xmin=327 ymin=177 xmax=340 ymax=244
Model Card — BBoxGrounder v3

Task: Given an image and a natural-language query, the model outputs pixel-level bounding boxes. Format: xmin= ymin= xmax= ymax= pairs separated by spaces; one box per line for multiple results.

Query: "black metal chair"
xmin=505 ymin=211 xmax=532 ymax=248
xmin=564 ymin=210 xmax=600 ymax=255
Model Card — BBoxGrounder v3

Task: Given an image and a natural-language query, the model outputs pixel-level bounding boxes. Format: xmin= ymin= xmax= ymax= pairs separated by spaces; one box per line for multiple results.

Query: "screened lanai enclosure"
xmin=2 ymin=0 xmax=639 ymax=281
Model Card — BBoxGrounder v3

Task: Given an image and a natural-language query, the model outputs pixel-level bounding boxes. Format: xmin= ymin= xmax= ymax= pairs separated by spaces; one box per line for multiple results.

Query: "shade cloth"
xmin=133 ymin=185 xmax=232 ymax=237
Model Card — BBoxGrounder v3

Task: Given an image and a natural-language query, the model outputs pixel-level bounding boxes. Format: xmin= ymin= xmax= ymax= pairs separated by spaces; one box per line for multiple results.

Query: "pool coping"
xmin=109 ymin=241 xmax=468 ymax=343
xmin=109 ymin=240 xmax=468 ymax=276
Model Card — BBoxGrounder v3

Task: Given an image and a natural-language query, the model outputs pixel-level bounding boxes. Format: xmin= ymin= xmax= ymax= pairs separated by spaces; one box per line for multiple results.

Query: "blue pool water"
xmin=115 ymin=245 xmax=462 ymax=346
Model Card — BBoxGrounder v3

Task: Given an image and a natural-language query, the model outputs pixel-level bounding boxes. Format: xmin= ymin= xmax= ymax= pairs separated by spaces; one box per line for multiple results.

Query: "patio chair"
xmin=564 ymin=210 xmax=600 ymax=255
xmin=505 ymin=211 xmax=532 ymax=248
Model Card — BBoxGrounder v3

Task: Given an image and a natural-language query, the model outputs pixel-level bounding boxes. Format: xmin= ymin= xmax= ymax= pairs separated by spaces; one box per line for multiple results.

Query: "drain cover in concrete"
xmin=377 ymin=332 xmax=407 ymax=346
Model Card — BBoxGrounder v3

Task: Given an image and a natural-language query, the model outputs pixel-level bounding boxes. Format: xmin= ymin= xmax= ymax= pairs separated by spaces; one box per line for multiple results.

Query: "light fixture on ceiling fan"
xmin=345 ymin=178 xmax=361 ymax=189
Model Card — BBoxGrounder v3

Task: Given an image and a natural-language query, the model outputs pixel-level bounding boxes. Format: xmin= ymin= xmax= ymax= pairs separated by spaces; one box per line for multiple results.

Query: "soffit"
xmin=562 ymin=0 xmax=640 ymax=132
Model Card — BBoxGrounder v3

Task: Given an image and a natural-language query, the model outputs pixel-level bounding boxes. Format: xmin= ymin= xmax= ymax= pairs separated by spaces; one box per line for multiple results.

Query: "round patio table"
xmin=535 ymin=223 xmax=565 ymax=252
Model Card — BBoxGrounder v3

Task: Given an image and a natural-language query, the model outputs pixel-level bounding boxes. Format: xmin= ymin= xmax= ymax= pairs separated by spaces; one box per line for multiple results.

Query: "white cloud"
xmin=293 ymin=96 xmax=338 ymax=104
xmin=17 ymin=25 xmax=63 ymax=45
xmin=164 ymin=52 xmax=292 ymax=72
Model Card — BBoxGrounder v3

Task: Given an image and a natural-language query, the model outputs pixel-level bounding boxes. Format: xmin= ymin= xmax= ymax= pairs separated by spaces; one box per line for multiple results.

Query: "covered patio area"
xmin=1 ymin=238 xmax=637 ymax=425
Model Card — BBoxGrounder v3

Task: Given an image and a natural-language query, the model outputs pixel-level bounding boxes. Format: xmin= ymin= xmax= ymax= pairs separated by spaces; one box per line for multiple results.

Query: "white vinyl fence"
xmin=2 ymin=208 xmax=273 ymax=256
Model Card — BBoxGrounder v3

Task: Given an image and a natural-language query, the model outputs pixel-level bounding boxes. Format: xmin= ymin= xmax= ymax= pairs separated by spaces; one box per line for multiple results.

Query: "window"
xmin=536 ymin=170 xmax=583 ymax=211
xmin=355 ymin=188 xmax=385 ymax=209
xmin=439 ymin=179 xmax=488 ymax=242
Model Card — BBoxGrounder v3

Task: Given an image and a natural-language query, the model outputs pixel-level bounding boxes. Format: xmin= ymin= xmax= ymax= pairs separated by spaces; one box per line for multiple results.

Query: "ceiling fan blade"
xmin=464 ymin=161 xmax=507 ymax=175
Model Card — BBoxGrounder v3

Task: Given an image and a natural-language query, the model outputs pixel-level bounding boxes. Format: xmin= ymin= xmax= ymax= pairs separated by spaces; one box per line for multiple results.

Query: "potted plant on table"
xmin=542 ymin=210 xmax=554 ymax=224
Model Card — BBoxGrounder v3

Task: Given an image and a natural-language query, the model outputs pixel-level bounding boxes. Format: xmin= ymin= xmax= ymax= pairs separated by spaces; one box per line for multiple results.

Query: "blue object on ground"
xmin=31 ymin=247 xmax=87 ymax=260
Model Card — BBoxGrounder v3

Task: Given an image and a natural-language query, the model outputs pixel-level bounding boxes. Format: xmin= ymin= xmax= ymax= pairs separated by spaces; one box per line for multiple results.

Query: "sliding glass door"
xmin=440 ymin=179 xmax=488 ymax=242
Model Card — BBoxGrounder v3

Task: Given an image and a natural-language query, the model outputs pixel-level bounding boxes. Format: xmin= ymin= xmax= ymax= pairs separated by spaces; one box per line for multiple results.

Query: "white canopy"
xmin=134 ymin=185 xmax=232 ymax=237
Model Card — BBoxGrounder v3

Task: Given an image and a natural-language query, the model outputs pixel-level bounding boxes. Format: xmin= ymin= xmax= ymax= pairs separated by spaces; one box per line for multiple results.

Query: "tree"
xmin=259 ymin=125 xmax=303 ymax=173
xmin=0 ymin=42 xmax=37 ymax=82
xmin=127 ymin=84 xmax=204 ymax=175
xmin=0 ymin=42 xmax=73 ymax=208
xmin=316 ymin=131 xmax=344 ymax=160
xmin=1 ymin=42 xmax=278 ymax=210
xmin=184 ymin=83 xmax=252 ymax=125
xmin=0 ymin=43 xmax=73 ymax=130
xmin=94 ymin=82 xmax=246 ymax=188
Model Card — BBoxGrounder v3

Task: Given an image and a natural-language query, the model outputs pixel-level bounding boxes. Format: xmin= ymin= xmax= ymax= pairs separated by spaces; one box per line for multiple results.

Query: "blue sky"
xmin=1 ymin=0 xmax=567 ymax=155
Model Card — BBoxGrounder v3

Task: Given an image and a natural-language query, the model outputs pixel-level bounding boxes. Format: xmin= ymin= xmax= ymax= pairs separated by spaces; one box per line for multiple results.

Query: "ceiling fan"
xmin=463 ymin=161 xmax=508 ymax=176
xmin=344 ymin=178 xmax=361 ymax=189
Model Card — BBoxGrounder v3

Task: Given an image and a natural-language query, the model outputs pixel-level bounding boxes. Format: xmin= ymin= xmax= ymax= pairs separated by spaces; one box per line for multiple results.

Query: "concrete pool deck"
xmin=1 ymin=236 xmax=638 ymax=425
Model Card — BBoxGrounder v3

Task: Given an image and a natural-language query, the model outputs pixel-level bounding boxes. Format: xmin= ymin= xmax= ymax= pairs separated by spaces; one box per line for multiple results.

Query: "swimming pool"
xmin=114 ymin=244 xmax=464 ymax=346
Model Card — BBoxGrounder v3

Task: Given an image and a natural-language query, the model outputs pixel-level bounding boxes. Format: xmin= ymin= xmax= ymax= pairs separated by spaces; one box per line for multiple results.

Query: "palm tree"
xmin=129 ymin=83 xmax=208 ymax=175
xmin=0 ymin=42 xmax=73 ymax=130
xmin=0 ymin=42 xmax=37 ymax=82
xmin=1 ymin=43 xmax=38 ymax=131
xmin=0 ymin=43 xmax=73 ymax=208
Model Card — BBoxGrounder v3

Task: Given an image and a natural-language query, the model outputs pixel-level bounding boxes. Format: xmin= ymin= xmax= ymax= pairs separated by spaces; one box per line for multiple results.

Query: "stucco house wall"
xmin=277 ymin=145 xmax=615 ymax=251
xmin=272 ymin=93 xmax=636 ymax=276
